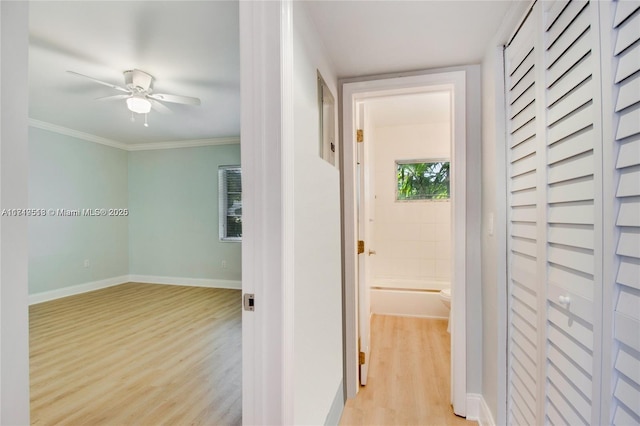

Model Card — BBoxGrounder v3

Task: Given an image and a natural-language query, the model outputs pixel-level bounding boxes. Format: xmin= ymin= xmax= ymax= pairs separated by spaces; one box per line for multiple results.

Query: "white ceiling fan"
xmin=67 ymin=69 xmax=201 ymax=127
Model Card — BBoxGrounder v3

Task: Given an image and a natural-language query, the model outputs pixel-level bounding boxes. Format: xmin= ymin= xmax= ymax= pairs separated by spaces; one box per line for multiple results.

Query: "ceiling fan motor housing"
xmin=124 ymin=69 xmax=154 ymax=92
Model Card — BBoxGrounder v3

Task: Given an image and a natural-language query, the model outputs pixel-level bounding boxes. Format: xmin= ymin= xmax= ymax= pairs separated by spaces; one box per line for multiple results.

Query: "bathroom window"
xmin=396 ymin=160 xmax=450 ymax=201
xmin=219 ymin=166 xmax=242 ymax=241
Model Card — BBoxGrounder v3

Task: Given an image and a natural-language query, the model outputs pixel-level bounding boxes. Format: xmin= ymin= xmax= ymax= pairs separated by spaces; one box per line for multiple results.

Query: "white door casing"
xmin=342 ymin=70 xmax=467 ymax=416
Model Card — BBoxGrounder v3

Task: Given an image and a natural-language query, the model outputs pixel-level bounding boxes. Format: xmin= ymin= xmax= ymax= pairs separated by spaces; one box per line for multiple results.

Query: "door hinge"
xmin=356 ymin=129 xmax=364 ymax=143
xmin=358 ymin=240 xmax=365 ymax=254
xmin=243 ymin=293 xmax=255 ymax=311
xmin=359 ymin=351 xmax=366 ymax=365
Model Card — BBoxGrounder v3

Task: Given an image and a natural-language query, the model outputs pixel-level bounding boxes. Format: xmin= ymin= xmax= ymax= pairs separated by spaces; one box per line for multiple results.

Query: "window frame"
xmin=218 ymin=165 xmax=242 ymax=242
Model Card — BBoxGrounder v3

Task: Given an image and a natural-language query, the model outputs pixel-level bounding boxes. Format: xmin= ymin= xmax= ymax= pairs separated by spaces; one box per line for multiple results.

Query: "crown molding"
xmin=29 ymin=119 xmax=129 ymax=150
xmin=126 ymin=137 xmax=240 ymax=151
xmin=28 ymin=119 xmax=240 ymax=151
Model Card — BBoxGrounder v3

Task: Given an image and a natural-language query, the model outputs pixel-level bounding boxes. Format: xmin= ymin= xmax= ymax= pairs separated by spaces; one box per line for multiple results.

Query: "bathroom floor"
xmin=340 ymin=315 xmax=476 ymax=426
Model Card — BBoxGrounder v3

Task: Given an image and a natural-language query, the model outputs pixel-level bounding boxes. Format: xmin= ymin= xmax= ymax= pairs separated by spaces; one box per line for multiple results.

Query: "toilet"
xmin=439 ymin=288 xmax=451 ymax=333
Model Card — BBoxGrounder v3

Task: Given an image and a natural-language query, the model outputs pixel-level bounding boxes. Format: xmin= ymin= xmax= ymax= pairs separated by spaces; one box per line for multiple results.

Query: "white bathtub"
xmin=370 ymin=278 xmax=450 ymax=318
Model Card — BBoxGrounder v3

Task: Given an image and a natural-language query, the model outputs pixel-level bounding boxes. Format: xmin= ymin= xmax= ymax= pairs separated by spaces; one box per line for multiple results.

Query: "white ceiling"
xmin=28 ymin=1 xmax=512 ymax=147
xmin=29 ymin=1 xmax=240 ymax=146
xmin=306 ymin=0 xmax=514 ymax=78
xmin=366 ymin=91 xmax=450 ymax=128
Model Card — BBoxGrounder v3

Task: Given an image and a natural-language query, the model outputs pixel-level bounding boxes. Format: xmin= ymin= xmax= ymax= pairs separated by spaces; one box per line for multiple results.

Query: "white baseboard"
xmin=29 ymin=275 xmax=129 ymax=305
xmin=466 ymin=393 xmax=495 ymax=426
xmin=128 ymin=275 xmax=242 ymax=290
xmin=324 ymin=381 xmax=344 ymax=426
xmin=29 ymin=275 xmax=242 ymax=305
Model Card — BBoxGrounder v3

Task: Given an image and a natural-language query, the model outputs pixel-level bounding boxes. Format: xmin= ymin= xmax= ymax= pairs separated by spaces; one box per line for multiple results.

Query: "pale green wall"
xmin=128 ymin=145 xmax=241 ymax=281
xmin=28 ymin=128 xmax=241 ymax=295
xmin=28 ymin=127 xmax=129 ymax=294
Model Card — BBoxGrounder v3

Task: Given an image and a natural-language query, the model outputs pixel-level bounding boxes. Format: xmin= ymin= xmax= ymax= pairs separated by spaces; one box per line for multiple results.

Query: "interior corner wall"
xmin=28 ymin=128 xmax=129 ymax=294
xmin=292 ymin=2 xmax=343 ymax=424
xmin=128 ymin=144 xmax=241 ymax=282
xmin=0 ymin=1 xmax=31 ymax=422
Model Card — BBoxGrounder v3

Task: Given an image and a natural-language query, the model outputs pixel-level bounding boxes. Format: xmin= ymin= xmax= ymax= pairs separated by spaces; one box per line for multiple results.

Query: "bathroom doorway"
xmin=342 ymin=70 xmax=469 ymax=416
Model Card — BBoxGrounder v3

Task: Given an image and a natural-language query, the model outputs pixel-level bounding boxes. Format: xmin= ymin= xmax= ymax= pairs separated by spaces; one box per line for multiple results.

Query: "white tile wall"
xmin=371 ymin=123 xmax=452 ymax=283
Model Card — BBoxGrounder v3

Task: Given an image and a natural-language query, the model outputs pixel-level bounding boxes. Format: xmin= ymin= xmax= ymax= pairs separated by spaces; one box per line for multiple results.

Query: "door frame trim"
xmin=341 ymin=70 xmax=468 ymax=416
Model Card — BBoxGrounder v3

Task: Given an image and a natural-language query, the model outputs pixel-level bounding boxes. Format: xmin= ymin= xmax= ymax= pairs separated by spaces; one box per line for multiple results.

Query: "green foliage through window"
xmin=397 ymin=161 xmax=450 ymax=200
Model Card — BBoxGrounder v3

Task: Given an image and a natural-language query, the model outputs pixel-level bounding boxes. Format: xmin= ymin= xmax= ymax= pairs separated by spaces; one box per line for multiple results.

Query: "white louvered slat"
xmin=616 ymin=108 xmax=640 ymax=140
xmin=615 ymin=75 xmax=640 ymax=111
xmin=613 ymin=1 xmax=640 ymax=27
xmin=547 ymin=176 xmax=594 ymax=203
xmin=548 ymin=151 xmax=594 ymax=183
xmin=548 ymin=201 xmax=594 ymax=224
xmin=546 ymin=0 xmax=571 ymax=31
xmin=615 ymin=312 xmax=640 ymax=352
xmin=511 ymin=86 xmax=536 ymax=120
xmin=512 ymin=137 xmax=537 ymax=161
xmin=512 ymin=153 xmax=537 ymax=177
xmin=549 ymin=263 xmax=594 ymax=300
xmin=616 ymin=168 xmax=640 ymax=197
xmin=547 ymin=78 xmax=593 ymax=126
xmin=548 ymin=103 xmax=594 ymax=145
xmin=547 ymin=55 xmax=592 ymax=106
xmin=510 ymin=49 xmax=535 ymax=91
xmin=548 ymin=29 xmax=592 ymax=87
xmin=617 ymin=200 xmax=640 ymax=227
xmin=511 ymin=172 xmax=537 ymax=192
xmin=614 ymin=43 xmax=640 ymax=83
xmin=548 ymin=243 xmax=594 ymax=275
xmin=547 ymin=381 xmax=589 ymax=426
xmin=511 ymin=205 xmax=537 ymax=222
xmin=613 ymin=8 xmax=640 ymax=55
xmin=547 ymin=303 xmax=594 ymax=349
xmin=547 ymin=2 xmax=591 ymax=66
xmin=617 ymin=138 xmax=640 ymax=168
xmin=613 ymin=375 xmax=640 ymax=418
xmin=547 ymin=323 xmax=593 ymax=374
xmin=512 ymin=238 xmax=537 ymax=258
xmin=617 ymin=257 xmax=640 ymax=290
xmin=548 ymin=223 xmax=594 ymax=250
xmin=613 ymin=404 xmax=639 ymax=426
xmin=548 ymin=128 xmax=593 ymax=161
xmin=548 ymin=342 xmax=593 ymax=396
xmin=617 ymin=228 xmax=640 ymax=258
xmin=615 ymin=345 xmax=640 ymax=385
xmin=547 ymin=363 xmax=592 ymax=420
xmin=547 ymin=0 xmax=589 ymax=47
xmin=548 ymin=282 xmax=594 ymax=323
xmin=512 ymin=188 xmax=537 ymax=206
xmin=546 ymin=400 xmax=567 ymax=426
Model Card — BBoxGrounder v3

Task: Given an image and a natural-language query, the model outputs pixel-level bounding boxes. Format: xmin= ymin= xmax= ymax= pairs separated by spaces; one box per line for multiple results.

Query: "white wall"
xmin=372 ymin=123 xmax=451 ymax=283
xmin=479 ymin=2 xmax=531 ymax=424
xmin=0 ymin=1 xmax=31 ymax=423
xmin=292 ymin=2 xmax=344 ymax=424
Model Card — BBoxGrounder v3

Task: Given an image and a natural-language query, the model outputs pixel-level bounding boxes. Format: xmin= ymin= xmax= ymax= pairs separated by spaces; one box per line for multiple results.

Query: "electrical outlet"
xmin=221 ymin=260 xmax=227 ymax=269
xmin=84 ymin=259 xmax=90 ymax=268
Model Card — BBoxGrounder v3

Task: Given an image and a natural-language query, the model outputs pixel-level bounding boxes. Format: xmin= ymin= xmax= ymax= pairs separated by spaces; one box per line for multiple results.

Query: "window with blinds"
xmin=219 ymin=165 xmax=242 ymax=241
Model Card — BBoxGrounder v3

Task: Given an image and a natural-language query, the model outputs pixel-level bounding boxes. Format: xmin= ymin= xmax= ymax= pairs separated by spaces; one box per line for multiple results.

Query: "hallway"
xmin=340 ymin=315 xmax=475 ymax=426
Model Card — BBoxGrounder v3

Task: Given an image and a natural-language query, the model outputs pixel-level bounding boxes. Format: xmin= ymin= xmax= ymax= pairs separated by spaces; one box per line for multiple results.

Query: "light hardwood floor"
xmin=29 ymin=283 xmax=241 ymax=426
xmin=340 ymin=315 xmax=477 ymax=426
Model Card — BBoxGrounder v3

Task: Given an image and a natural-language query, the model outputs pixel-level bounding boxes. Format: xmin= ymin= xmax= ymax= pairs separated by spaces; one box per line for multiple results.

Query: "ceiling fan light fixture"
xmin=126 ymin=96 xmax=151 ymax=114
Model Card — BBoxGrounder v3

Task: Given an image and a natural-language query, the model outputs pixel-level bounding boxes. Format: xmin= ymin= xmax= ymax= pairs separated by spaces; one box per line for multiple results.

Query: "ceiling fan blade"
xmin=149 ymin=99 xmax=172 ymax=114
xmin=95 ymin=94 xmax=131 ymax=102
xmin=67 ymin=70 xmax=129 ymax=93
xmin=148 ymin=93 xmax=201 ymax=106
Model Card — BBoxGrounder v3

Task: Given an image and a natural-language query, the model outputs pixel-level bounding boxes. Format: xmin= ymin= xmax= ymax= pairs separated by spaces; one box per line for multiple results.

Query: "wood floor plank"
xmin=29 ymin=283 xmax=242 ymax=426
xmin=340 ymin=315 xmax=476 ymax=426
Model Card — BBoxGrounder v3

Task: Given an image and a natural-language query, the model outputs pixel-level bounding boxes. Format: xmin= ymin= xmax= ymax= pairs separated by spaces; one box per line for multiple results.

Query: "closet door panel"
xmin=544 ymin=0 xmax=602 ymax=424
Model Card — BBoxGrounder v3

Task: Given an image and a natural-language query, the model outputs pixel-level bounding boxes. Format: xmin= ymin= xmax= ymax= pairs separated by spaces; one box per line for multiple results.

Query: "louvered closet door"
xmin=607 ymin=1 xmax=640 ymax=424
xmin=506 ymin=9 xmax=541 ymax=425
xmin=543 ymin=1 xmax=603 ymax=425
